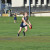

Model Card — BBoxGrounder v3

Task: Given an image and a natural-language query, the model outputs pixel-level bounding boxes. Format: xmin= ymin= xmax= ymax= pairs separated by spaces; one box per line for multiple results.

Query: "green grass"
xmin=0 ymin=17 xmax=50 ymax=50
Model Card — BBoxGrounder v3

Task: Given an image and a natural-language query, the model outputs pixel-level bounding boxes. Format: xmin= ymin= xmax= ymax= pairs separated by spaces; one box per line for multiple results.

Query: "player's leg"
xmin=24 ymin=26 xmax=28 ymax=32
xmin=17 ymin=27 xmax=22 ymax=36
xmin=23 ymin=26 xmax=28 ymax=36
xmin=15 ymin=20 xmax=16 ymax=23
xmin=14 ymin=20 xmax=16 ymax=23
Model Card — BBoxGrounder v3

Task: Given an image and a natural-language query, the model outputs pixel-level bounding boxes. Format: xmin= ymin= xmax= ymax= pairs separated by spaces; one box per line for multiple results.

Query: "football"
xmin=29 ymin=24 xmax=32 ymax=29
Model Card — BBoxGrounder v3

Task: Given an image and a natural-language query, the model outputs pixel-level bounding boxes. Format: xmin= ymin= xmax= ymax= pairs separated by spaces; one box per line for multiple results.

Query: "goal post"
xmin=29 ymin=0 xmax=31 ymax=17
xmin=0 ymin=0 xmax=1 ymax=10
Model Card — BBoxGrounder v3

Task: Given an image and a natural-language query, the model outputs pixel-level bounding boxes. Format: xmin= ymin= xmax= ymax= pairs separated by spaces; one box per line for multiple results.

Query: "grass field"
xmin=0 ymin=17 xmax=50 ymax=50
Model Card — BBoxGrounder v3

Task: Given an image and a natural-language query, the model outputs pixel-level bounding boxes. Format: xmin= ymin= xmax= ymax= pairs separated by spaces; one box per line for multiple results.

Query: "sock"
xmin=17 ymin=33 xmax=19 ymax=36
xmin=23 ymin=31 xmax=25 ymax=36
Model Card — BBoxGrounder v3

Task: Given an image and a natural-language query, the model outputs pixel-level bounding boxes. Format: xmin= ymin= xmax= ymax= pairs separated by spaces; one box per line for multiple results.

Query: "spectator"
xmin=14 ymin=13 xmax=17 ymax=23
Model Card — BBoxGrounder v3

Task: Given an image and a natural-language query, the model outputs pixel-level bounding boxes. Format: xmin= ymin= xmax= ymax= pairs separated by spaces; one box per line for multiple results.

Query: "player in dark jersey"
xmin=17 ymin=12 xmax=31 ymax=36
xmin=14 ymin=13 xmax=17 ymax=23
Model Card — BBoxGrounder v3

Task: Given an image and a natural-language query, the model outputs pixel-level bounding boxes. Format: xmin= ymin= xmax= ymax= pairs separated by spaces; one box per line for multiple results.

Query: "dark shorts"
xmin=14 ymin=17 xmax=17 ymax=20
xmin=20 ymin=22 xmax=27 ymax=28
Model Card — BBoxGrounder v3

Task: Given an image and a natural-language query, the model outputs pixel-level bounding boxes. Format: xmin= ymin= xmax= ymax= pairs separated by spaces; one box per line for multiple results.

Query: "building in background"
xmin=10 ymin=0 xmax=50 ymax=13
xmin=11 ymin=0 xmax=50 ymax=7
xmin=1 ymin=0 xmax=50 ymax=14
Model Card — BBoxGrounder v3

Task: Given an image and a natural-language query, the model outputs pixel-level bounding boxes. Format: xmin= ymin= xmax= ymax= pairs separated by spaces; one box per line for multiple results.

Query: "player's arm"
xmin=28 ymin=20 xmax=31 ymax=24
xmin=22 ymin=18 xmax=30 ymax=26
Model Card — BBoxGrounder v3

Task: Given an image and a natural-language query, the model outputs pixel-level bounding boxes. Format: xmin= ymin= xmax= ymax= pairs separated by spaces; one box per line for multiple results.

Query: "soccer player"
xmin=14 ymin=13 xmax=17 ymax=23
xmin=17 ymin=12 xmax=31 ymax=36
